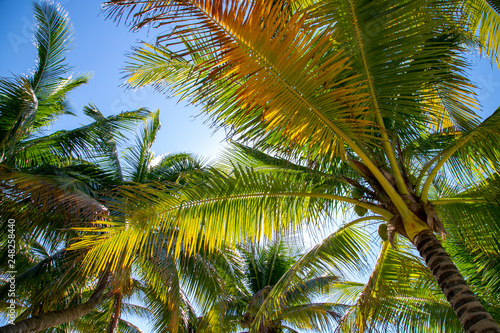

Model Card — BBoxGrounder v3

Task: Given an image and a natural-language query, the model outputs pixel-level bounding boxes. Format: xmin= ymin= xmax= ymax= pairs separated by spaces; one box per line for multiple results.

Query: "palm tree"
xmin=73 ymin=110 xmax=214 ymax=333
xmin=1 ymin=105 xmax=226 ymax=333
xmin=0 ymin=0 xmax=149 ymax=244
xmin=0 ymin=109 xmax=213 ymax=333
xmin=2 ymin=233 xmax=239 ymax=333
xmin=0 ymin=240 xmax=144 ymax=333
xmin=0 ymin=2 xmax=150 ymax=332
xmin=195 ymin=236 xmax=349 ymax=332
xmin=217 ymin=143 xmax=477 ymax=332
xmin=94 ymin=0 xmax=500 ymax=331
xmin=333 ymin=240 xmax=465 ymax=332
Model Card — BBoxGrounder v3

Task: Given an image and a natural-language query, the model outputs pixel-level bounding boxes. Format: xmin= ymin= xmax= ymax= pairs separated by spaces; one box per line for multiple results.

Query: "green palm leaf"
xmin=72 ymin=166 xmax=339 ymax=273
xmin=419 ymin=106 xmax=500 ymax=197
xmin=148 ymin=152 xmax=206 ymax=183
xmin=124 ymin=42 xmax=194 ymax=93
xmin=31 ymin=2 xmax=75 ymax=97
xmin=0 ymin=165 xmax=109 ymax=243
xmin=109 ymin=0 xmax=374 ymax=161
xmin=0 ymin=78 xmax=38 ymax=163
xmin=335 ymin=240 xmax=462 ymax=332
xmin=461 ymin=0 xmax=500 ymax=66
xmin=122 ymin=109 xmax=161 ymax=182
xmin=249 ymin=220 xmax=371 ymax=332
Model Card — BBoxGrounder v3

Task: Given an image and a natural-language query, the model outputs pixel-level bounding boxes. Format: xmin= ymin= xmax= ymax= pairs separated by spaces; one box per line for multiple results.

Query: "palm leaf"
xmin=122 ymin=109 xmax=160 ymax=182
xmin=335 ymin=241 xmax=462 ymax=332
xmin=124 ymin=42 xmax=194 ymax=93
xmin=0 ymin=78 xmax=38 ymax=163
xmin=148 ymin=153 xmax=206 ymax=183
xmin=108 ymin=0 xmax=375 ymax=162
xmin=13 ymin=106 xmax=150 ymax=172
xmin=32 ymin=73 xmax=91 ymax=130
xmin=314 ymin=0 xmax=479 ymax=138
xmin=249 ymin=220 xmax=371 ymax=331
xmin=0 ymin=165 xmax=108 ymax=243
xmin=72 ymin=166 xmax=343 ymax=274
xmin=280 ymin=302 xmax=345 ymax=332
xmin=461 ymin=0 xmax=500 ymax=67
xmin=31 ymin=2 xmax=75 ymax=97
xmin=419 ymin=106 xmax=500 ymax=198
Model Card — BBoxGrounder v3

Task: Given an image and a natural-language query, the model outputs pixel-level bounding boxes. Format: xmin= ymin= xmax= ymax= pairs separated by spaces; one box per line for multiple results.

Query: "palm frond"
xmin=69 ymin=295 xmax=149 ymax=333
xmin=122 ymin=109 xmax=160 ymax=182
xmin=137 ymin=265 xmax=197 ymax=333
xmin=283 ymin=276 xmax=340 ymax=307
xmin=140 ymin=232 xmax=238 ymax=316
xmin=420 ymin=106 xmax=500 ymax=197
xmin=335 ymin=241 xmax=461 ymax=332
xmin=0 ymin=241 xmax=103 ymax=326
xmin=73 ymin=166 xmax=339 ymax=274
xmin=435 ymin=200 xmax=500 ymax=254
xmin=31 ymin=1 xmax=75 ymax=97
xmin=249 ymin=220 xmax=371 ymax=332
xmin=280 ymin=302 xmax=346 ymax=332
xmin=313 ymin=0 xmax=479 ymax=140
xmin=0 ymin=165 xmax=108 ymax=243
xmin=14 ymin=106 xmax=150 ymax=171
xmin=33 ymin=73 xmax=91 ymax=130
xmin=124 ymin=42 xmax=194 ymax=93
xmin=0 ymin=78 xmax=38 ymax=163
xmin=108 ymin=0 xmax=375 ymax=162
xmin=445 ymin=106 xmax=500 ymax=182
xmin=461 ymin=0 xmax=500 ymax=67
xmin=148 ymin=152 xmax=207 ymax=183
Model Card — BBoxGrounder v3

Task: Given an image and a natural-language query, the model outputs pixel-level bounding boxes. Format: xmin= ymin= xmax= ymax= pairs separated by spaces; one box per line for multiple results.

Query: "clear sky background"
xmin=1 ymin=0 xmax=500 ymax=161
xmin=0 ymin=0 xmax=227 ymax=161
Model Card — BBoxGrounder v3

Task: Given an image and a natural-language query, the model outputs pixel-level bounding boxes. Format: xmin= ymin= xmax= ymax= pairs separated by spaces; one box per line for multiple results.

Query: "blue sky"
xmin=1 ymin=1 xmax=500 ymax=160
xmin=0 ymin=0 xmax=227 ymax=161
xmin=1 ymin=1 xmax=500 ymax=331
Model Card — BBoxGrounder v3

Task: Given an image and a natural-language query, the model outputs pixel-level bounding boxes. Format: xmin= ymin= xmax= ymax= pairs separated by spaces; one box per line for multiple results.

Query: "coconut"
xmin=378 ymin=223 xmax=388 ymax=241
xmin=352 ymin=187 xmax=364 ymax=200
xmin=354 ymin=205 xmax=367 ymax=216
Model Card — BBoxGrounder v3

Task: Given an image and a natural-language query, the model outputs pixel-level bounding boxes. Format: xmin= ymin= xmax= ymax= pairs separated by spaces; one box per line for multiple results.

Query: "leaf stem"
xmin=421 ymin=140 xmax=466 ymax=203
xmin=346 ymin=0 xmax=408 ymax=196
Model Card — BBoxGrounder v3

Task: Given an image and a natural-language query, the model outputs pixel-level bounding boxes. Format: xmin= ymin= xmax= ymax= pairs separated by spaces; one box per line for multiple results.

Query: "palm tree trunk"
xmin=0 ymin=298 xmax=102 ymax=333
xmin=0 ymin=276 xmax=108 ymax=333
xmin=106 ymin=293 xmax=122 ymax=333
xmin=413 ymin=229 xmax=500 ymax=333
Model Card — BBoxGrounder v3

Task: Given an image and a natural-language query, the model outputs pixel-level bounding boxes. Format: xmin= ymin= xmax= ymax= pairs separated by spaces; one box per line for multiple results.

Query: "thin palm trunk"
xmin=106 ymin=293 xmax=122 ymax=333
xmin=413 ymin=229 xmax=500 ymax=332
xmin=0 ymin=299 xmax=101 ymax=333
xmin=0 ymin=276 xmax=108 ymax=333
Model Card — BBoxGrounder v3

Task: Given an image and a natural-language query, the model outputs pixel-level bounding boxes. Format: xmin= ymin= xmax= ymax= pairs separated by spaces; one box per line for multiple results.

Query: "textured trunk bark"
xmin=0 ymin=275 xmax=108 ymax=333
xmin=0 ymin=297 xmax=102 ymax=333
xmin=106 ymin=293 xmax=122 ymax=333
xmin=413 ymin=229 xmax=500 ymax=333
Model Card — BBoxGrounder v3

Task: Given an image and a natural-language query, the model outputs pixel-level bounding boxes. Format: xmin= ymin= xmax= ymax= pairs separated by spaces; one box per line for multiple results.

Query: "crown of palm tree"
xmin=86 ymin=0 xmax=500 ymax=331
